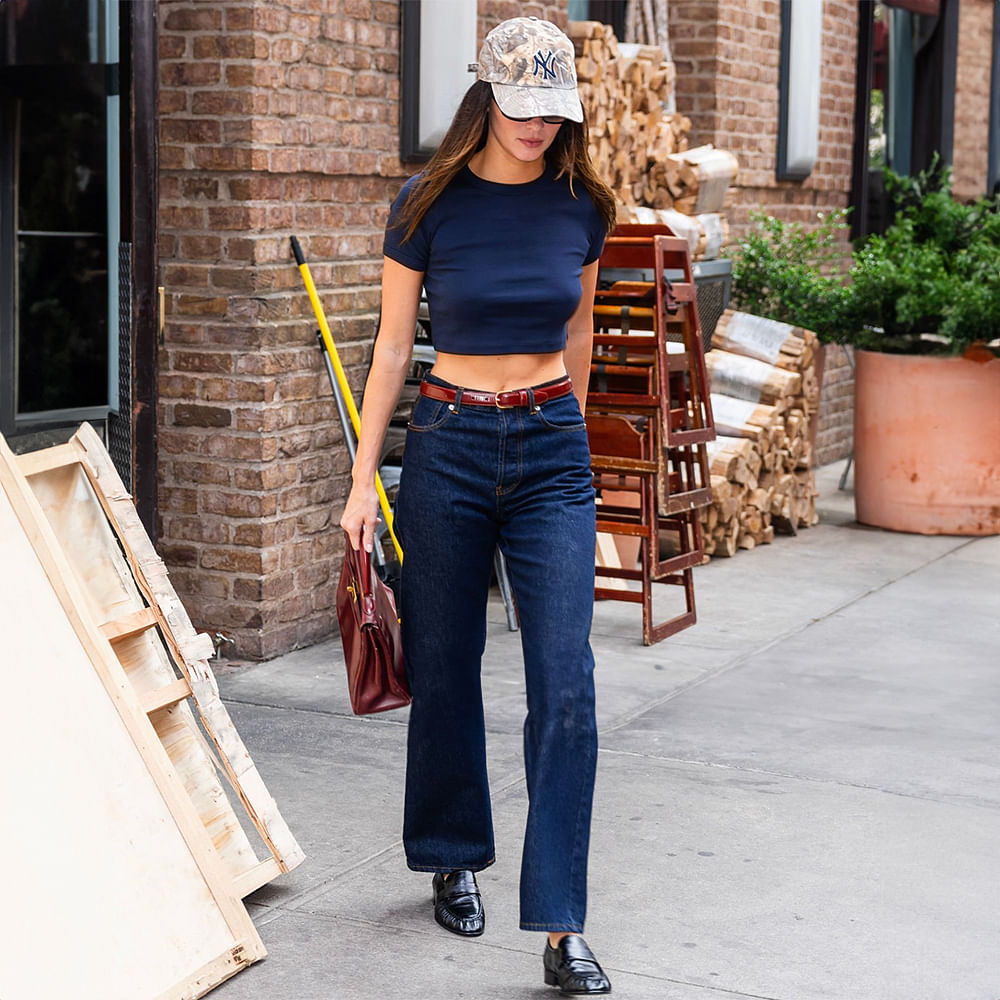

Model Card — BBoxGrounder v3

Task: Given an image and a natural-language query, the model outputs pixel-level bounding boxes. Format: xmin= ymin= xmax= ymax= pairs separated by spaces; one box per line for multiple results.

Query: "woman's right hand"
xmin=340 ymin=480 xmax=381 ymax=553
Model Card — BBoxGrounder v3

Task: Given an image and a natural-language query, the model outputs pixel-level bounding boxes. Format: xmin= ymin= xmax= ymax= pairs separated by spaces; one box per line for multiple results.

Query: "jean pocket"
xmin=407 ymin=396 xmax=455 ymax=432
xmin=534 ymin=396 xmax=587 ymax=432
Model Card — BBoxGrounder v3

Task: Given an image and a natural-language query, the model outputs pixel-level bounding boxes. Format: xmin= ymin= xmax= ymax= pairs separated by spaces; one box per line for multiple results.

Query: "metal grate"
xmin=107 ymin=241 xmax=133 ymax=490
xmin=692 ymin=259 xmax=733 ymax=351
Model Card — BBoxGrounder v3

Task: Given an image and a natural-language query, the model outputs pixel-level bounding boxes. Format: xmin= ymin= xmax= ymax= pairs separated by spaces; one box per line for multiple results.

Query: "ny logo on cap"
xmin=533 ymin=50 xmax=558 ymax=81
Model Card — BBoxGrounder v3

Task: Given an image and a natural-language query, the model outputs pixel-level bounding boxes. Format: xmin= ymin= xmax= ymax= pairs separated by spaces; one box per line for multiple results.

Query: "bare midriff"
xmin=430 ymin=350 xmax=567 ymax=393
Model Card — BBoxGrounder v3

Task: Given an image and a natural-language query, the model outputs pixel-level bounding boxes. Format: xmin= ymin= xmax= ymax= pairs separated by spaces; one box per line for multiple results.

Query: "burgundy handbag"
xmin=335 ymin=531 xmax=410 ymax=714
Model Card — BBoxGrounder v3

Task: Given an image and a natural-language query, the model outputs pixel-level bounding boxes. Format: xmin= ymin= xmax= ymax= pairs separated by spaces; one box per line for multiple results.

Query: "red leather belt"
xmin=419 ymin=375 xmax=573 ymax=409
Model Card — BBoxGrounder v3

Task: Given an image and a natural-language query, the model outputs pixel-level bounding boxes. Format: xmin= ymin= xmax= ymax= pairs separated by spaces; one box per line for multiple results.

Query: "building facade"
xmin=2 ymin=0 xmax=997 ymax=658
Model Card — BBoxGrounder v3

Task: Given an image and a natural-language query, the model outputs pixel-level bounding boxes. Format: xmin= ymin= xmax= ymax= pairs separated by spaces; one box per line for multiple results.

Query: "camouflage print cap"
xmin=476 ymin=16 xmax=583 ymax=123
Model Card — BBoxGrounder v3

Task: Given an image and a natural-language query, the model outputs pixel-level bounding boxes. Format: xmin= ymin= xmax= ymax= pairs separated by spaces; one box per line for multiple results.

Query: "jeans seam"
xmin=520 ymin=920 xmax=584 ymax=932
xmin=496 ymin=408 xmax=524 ymax=497
xmin=408 ymin=856 xmax=496 ymax=874
xmin=566 ymin=727 xmax=594 ymax=933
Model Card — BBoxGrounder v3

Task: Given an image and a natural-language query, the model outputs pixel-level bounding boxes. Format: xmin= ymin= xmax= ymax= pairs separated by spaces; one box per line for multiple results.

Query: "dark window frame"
xmin=0 ymin=10 xmax=116 ymax=439
xmin=849 ymin=1 xmax=876 ymax=240
xmin=125 ymin=0 xmax=159 ymax=538
xmin=989 ymin=0 xmax=1000 ymax=195
xmin=0 ymin=96 xmax=14 ymax=436
xmin=399 ymin=1 xmax=429 ymax=162
xmin=776 ymin=0 xmax=820 ymax=183
xmin=850 ymin=0 xmax=960 ymax=239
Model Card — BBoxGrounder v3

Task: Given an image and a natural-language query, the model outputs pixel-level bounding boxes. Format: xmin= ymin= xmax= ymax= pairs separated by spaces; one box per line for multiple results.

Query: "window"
xmin=851 ymin=0 xmax=959 ymax=238
xmin=0 ymin=0 xmax=120 ymax=441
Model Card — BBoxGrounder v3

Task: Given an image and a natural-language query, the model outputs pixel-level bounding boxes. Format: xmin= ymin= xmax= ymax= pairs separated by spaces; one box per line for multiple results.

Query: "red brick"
xmin=177 ymin=234 xmax=223 ymax=260
xmin=167 ymin=516 xmax=231 ymax=544
xmin=234 ymin=464 xmax=297 ymax=491
xmin=201 ymin=490 xmax=279 ymax=519
xmin=160 ymin=61 xmax=221 ymax=87
xmin=173 ymin=351 xmax=234 ymax=374
xmin=191 ymin=91 xmax=256 ymax=116
xmin=163 ymin=7 xmax=222 ymax=31
xmin=173 ymin=403 xmax=233 ymax=428
xmin=233 ymin=522 xmax=278 ymax=548
xmin=225 ymin=6 xmax=254 ymax=31
xmin=200 ymin=548 xmax=266 ymax=574
xmin=170 ymin=460 xmax=232 ymax=486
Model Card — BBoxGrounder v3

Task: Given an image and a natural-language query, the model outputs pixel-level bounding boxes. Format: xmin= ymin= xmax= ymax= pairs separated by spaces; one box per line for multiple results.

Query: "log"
xmin=666 ymin=145 xmax=739 ymax=214
xmin=571 ymin=20 xmax=691 ymax=217
xmin=698 ymin=315 xmax=821 ymax=557
xmin=617 ymin=206 xmax=730 ymax=261
xmin=709 ymin=394 xmax=781 ymax=441
xmin=712 ymin=310 xmax=816 ymax=371
xmin=705 ymin=350 xmax=802 ymax=406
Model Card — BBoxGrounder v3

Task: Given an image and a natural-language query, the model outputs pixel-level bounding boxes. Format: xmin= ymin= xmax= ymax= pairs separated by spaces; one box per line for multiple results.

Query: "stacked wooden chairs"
xmin=587 ymin=228 xmax=716 ymax=644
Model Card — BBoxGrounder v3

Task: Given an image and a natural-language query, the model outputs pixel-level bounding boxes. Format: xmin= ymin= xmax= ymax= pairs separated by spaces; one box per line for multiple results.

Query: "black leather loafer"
xmin=543 ymin=936 xmax=612 ymax=994
xmin=432 ymin=870 xmax=485 ymax=937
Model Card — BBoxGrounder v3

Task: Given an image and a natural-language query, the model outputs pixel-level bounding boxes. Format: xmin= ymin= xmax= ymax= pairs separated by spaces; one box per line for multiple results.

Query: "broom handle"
xmin=291 ymin=237 xmax=403 ymax=563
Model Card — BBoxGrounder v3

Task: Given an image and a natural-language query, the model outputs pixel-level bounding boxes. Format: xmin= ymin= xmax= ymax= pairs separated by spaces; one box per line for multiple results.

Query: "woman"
xmin=341 ymin=16 xmax=617 ymax=995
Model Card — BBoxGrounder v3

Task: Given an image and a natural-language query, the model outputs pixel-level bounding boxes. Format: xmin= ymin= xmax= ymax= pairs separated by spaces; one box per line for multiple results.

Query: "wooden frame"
xmin=587 ymin=231 xmax=716 ymax=644
xmin=17 ymin=423 xmax=304 ymax=897
xmin=0 ymin=432 xmax=265 ymax=999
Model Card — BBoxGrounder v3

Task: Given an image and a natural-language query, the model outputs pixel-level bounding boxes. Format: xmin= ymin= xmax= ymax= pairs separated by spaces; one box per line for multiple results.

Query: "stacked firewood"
xmin=569 ymin=21 xmax=738 ymax=259
xmin=625 ymin=206 xmax=731 ymax=261
xmin=699 ymin=311 xmax=821 ymax=557
xmin=569 ymin=24 xmax=684 ymax=202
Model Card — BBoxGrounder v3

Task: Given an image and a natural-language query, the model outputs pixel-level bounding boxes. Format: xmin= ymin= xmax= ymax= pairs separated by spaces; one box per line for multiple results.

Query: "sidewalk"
xmin=212 ymin=461 xmax=1000 ymax=1000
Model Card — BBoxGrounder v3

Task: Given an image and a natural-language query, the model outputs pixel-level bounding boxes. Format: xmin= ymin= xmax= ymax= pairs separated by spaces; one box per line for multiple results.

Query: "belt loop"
xmin=451 ymin=387 xmax=463 ymax=413
xmin=528 ymin=387 xmax=537 ymax=413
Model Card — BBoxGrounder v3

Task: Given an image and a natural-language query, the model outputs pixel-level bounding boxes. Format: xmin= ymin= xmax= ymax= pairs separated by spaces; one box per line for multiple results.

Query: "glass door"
xmin=0 ymin=0 xmax=120 ymax=444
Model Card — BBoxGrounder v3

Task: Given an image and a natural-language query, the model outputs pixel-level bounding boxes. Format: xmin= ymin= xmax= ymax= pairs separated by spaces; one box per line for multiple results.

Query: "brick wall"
xmin=952 ymin=0 xmax=994 ymax=201
xmin=158 ymin=1 xmax=566 ymax=659
xmin=158 ymin=0 xmax=404 ymax=659
xmin=669 ymin=0 xmax=858 ymax=465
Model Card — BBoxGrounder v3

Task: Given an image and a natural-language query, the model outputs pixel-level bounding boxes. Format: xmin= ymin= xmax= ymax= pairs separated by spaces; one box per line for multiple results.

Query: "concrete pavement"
xmin=211 ymin=460 xmax=1000 ymax=1000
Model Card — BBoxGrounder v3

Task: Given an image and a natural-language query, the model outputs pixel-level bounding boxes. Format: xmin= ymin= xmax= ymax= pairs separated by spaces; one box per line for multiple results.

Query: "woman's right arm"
xmin=340 ymin=257 xmax=424 ymax=552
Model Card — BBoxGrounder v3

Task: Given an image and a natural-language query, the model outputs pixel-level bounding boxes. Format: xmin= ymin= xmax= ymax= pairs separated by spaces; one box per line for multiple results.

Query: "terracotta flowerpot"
xmin=853 ymin=349 xmax=1000 ymax=535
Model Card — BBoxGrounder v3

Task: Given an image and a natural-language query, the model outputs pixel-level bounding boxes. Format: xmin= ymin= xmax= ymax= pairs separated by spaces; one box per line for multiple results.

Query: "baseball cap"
xmin=474 ymin=16 xmax=584 ymax=124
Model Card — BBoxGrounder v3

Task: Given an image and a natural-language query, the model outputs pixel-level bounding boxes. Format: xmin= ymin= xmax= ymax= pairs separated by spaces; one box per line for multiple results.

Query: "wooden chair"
xmin=587 ymin=230 xmax=716 ymax=643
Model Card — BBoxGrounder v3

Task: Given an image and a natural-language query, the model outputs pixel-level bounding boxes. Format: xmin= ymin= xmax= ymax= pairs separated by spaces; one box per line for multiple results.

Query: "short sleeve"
xmin=583 ymin=198 xmax=607 ymax=265
xmin=383 ymin=175 xmax=429 ymax=272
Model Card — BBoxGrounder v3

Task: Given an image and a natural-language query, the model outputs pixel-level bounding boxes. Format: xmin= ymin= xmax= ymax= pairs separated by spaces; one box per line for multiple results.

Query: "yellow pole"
xmin=291 ymin=237 xmax=403 ymax=562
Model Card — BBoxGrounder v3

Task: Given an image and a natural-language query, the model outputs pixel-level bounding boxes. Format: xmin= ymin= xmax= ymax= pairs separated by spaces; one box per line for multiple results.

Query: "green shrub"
xmin=729 ymin=158 xmax=1000 ymax=356
xmin=727 ymin=209 xmax=851 ymax=342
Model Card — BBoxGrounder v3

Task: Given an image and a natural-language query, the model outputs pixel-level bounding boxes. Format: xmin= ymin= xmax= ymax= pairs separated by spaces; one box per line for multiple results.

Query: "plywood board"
xmin=0 ymin=436 xmax=264 ymax=999
xmin=24 ymin=456 xmax=259 ymax=883
xmin=19 ymin=424 xmax=305 ymax=891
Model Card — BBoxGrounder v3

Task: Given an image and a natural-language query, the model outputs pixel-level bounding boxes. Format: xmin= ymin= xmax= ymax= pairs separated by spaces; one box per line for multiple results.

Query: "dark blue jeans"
xmin=395 ymin=374 xmax=598 ymax=933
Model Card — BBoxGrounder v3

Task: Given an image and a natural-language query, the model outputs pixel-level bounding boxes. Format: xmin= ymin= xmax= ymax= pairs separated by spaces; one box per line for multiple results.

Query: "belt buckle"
xmin=495 ymin=390 xmax=516 ymax=409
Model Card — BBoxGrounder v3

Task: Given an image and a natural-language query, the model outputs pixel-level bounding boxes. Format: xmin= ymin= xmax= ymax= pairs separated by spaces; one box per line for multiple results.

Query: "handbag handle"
xmin=358 ymin=540 xmax=372 ymax=598
xmin=344 ymin=532 xmax=378 ymax=627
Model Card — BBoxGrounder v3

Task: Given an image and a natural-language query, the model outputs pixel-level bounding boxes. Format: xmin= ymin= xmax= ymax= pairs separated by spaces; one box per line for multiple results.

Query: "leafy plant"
xmin=844 ymin=160 xmax=1000 ymax=354
xmin=728 ymin=158 xmax=1000 ymax=356
xmin=727 ymin=209 xmax=852 ymax=342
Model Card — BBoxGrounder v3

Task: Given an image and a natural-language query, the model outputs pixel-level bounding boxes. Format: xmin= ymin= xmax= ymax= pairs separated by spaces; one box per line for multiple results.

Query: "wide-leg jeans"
xmin=395 ymin=374 xmax=599 ymax=933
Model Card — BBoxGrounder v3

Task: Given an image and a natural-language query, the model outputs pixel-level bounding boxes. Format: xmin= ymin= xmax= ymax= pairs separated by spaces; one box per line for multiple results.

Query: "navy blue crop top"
xmin=382 ymin=166 xmax=606 ymax=355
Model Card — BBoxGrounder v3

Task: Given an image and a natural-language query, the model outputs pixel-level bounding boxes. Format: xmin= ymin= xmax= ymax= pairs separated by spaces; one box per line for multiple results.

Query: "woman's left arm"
xmin=564 ymin=259 xmax=600 ymax=412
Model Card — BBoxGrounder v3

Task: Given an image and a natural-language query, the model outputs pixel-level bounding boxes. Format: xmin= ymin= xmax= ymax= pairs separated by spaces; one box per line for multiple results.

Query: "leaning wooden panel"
xmin=20 ymin=424 xmax=305 ymax=886
xmin=0 ymin=438 xmax=264 ymax=999
xmin=23 ymin=455 xmax=260 ymax=884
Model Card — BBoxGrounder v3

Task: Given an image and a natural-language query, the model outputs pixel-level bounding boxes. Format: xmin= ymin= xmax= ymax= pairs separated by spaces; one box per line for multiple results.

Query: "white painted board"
xmin=0 ymin=480 xmax=253 ymax=1000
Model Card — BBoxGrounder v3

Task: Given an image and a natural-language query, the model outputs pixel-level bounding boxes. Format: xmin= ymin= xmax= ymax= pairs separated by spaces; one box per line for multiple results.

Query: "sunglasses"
xmin=494 ymin=100 xmax=565 ymax=126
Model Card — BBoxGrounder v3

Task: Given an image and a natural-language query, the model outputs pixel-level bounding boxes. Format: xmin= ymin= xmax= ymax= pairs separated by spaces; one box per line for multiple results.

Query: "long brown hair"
xmin=393 ymin=80 xmax=617 ymax=242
